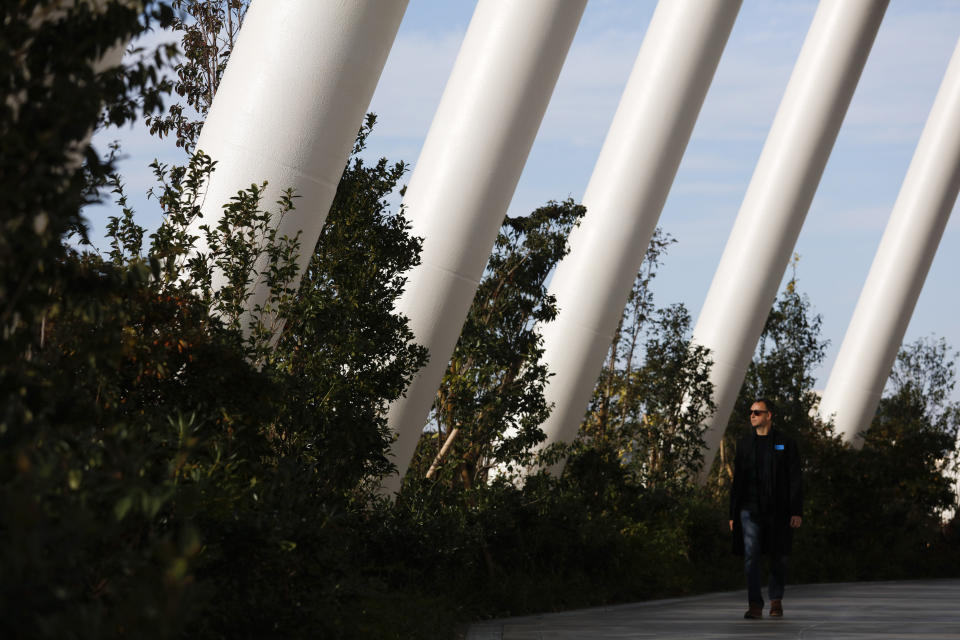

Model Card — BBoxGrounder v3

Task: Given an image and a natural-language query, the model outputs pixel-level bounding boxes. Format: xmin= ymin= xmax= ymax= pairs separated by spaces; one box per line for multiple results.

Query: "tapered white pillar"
xmin=381 ymin=0 xmax=587 ymax=493
xmin=691 ymin=0 xmax=888 ymax=479
xmin=533 ymin=0 xmax=742 ymax=468
xmin=819 ymin=38 xmax=960 ymax=444
xmin=192 ymin=0 xmax=408 ymax=303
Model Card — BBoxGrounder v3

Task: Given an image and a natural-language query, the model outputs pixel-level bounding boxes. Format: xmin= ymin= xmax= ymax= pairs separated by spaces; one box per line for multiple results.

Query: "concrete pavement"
xmin=466 ymin=579 xmax=960 ymax=639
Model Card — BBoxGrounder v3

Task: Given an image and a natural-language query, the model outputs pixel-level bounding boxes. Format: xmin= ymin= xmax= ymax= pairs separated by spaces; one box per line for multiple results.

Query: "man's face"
xmin=749 ymin=402 xmax=772 ymax=430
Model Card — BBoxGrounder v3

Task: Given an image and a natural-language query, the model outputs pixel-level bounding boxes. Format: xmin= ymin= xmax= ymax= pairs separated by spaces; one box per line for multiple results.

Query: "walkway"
xmin=466 ymin=579 xmax=960 ymax=639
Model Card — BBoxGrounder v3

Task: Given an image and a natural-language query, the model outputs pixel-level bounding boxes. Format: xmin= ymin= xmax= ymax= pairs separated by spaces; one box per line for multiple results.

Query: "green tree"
xmin=793 ymin=336 xmax=960 ymax=583
xmin=2 ymin=0 xmax=174 ymax=344
xmin=0 ymin=3 xmax=234 ymax=636
xmin=863 ymin=336 xmax=959 ymax=526
xmin=109 ymin=118 xmax=428 ymax=637
xmin=576 ymin=229 xmax=715 ymax=489
xmin=269 ymin=115 xmax=427 ymax=495
xmin=1 ymin=2 xmax=434 ymax=635
xmin=585 ymin=228 xmax=675 ymax=447
xmin=740 ymin=257 xmax=826 ymax=434
xmin=416 ymin=200 xmax=585 ymax=489
xmin=712 ymin=256 xmax=829 ymax=487
xmin=147 ymin=0 xmax=249 ymax=151
xmin=885 ymin=335 xmax=960 ymax=437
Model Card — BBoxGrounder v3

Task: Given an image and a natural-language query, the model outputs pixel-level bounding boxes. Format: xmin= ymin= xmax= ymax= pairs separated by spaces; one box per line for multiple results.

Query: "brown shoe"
xmin=744 ymin=603 xmax=763 ymax=619
xmin=769 ymin=600 xmax=783 ymax=617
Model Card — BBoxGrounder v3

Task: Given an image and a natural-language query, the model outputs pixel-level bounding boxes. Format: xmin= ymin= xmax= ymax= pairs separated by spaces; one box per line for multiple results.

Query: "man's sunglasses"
xmin=749 ymin=410 xmax=769 ymax=416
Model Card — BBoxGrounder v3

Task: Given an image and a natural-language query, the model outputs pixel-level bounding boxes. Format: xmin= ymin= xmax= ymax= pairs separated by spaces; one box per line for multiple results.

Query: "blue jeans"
xmin=740 ymin=509 xmax=788 ymax=605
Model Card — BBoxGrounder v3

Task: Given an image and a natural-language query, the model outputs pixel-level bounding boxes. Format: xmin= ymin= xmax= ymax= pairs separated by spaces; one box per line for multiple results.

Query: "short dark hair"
xmin=753 ymin=398 xmax=775 ymax=416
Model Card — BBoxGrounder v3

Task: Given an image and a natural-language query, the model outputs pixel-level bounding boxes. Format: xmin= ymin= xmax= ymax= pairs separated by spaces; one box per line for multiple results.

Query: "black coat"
xmin=729 ymin=429 xmax=803 ymax=556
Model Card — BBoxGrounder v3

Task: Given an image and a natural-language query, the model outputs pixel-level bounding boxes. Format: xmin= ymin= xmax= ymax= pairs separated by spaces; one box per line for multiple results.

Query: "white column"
xmin=381 ymin=0 xmax=587 ymax=493
xmin=691 ymin=0 xmax=888 ymax=478
xmin=533 ymin=0 xmax=742 ymax=469
xmin=192 ymin=0 xmax=408 ymax=304
xmin=819 ymin=37 xmax=960 ymax=444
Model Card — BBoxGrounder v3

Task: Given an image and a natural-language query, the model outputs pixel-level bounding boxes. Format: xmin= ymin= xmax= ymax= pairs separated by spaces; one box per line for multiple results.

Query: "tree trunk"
xmin=425 ymin=427 xmax=459 ymax=479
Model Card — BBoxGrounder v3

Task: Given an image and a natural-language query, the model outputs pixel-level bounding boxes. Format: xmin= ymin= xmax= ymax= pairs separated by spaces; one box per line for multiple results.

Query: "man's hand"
xmin=729 ymin=519 xmax=734 ymax=531
xmin=790 ymin=516 xmax=802 ymax=528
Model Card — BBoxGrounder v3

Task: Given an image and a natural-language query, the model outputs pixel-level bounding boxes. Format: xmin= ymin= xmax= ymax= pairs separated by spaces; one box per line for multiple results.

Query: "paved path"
xmin=466 ymin=579 xmax=960 ymax=639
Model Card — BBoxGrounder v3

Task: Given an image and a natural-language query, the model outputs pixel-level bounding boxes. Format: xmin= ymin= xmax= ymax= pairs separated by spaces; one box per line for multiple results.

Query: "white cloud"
xmin=840 ymin=5 xmax=960 ymax=143
xmin=367 ymin=29 xmax=465 ymax=140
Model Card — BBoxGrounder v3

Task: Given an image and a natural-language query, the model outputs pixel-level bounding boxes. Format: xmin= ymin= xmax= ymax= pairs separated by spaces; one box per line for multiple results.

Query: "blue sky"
xmin=88 ymin=1 xmax=960 ymax=397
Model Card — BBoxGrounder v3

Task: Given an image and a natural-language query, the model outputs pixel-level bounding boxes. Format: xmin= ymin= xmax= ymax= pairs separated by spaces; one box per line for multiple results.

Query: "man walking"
xmin=728 ymin=398 xmax=803 ymax=619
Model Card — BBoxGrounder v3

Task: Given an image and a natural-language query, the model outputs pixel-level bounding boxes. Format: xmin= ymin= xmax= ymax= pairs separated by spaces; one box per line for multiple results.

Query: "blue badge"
xmin=774 ymin=444 xmax=785 ymax=451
